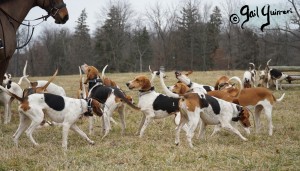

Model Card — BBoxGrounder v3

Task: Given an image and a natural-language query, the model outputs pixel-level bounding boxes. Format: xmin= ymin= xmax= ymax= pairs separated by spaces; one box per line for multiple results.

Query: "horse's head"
xmin=37 ymin=0 xmax=69 ymax=24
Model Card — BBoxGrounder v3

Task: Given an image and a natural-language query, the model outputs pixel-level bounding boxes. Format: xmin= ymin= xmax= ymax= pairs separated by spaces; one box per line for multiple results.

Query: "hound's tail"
xmin=229 ymin=76 xmax=243 ymax=88
xmin=114 ymin=88 xmax=140 ymax=110
xmin=228 ymin=76 xmax=243 ymax=96
xmin=40 ymin=69 xmax=58 ymax=92
xmin=101 ymin=64 xmax=108 ymax=79
xmin=0 ymin=86 xmax=24 ymax=102
xmin=18 ymin=60 xmax=30 ymax=85
xmin=149 ymin=65 xmax=165 ymax=84
xmin=159 ymin=72 xmax=180 ymax=98
xmin=275 ymin=93 xmax=285 ymax=102
xmin=266 ymin=59 xmax=272 ymax=70
xmin=79 ymin=66 xmax=83 ymax=91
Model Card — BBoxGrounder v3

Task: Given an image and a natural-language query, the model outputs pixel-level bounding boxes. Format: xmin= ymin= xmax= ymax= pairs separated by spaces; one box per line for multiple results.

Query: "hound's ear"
xmin=6 ymin=83 xmax=11 ymax=89
xmin=8 ymin=74 xmax=11 ymax=79
xmin=232 ymin=98 xmax=240 ymax=105
xmin=141 ymin=77 xmax=151 ymax=90
xmin=199 ymin=94 xmax=209 ymax=108
xmin=91 ymin=100 xmax=103 ymax=117
xmin=180 ymin=84 xmax=188 ymax=95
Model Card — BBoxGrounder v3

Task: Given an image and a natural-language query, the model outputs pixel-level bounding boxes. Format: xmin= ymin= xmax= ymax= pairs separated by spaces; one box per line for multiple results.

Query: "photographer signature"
xmin=230 ymin=4 xmax=293 ymax=32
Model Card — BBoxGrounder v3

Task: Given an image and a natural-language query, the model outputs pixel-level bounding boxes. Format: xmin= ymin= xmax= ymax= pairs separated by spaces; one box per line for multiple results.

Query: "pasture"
xmin=0 ymin=70 xmax=299 ymax=170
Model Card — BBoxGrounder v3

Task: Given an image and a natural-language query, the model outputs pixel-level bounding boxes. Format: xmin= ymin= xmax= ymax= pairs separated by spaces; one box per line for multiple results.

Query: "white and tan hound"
xmin=242 ymin=63 xmax=256 ymax=88
xmin=229 ymin=76 xmax=285 ymax=135
xmin=80 ymin=63 xmax=118 ymax=88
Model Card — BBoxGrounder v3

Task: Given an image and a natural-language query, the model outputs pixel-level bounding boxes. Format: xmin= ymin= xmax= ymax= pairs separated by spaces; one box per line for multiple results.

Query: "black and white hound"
xmin=268 ymin=68 xmax=291 ymax=90
xmin=266 ymin=59 xmax=291 ymax=90
xmin=88 ymin=83 xmax=140 ymax=138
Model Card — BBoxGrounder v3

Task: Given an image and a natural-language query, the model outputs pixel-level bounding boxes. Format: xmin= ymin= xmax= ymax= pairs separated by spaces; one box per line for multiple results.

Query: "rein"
xmin=0 ymin=7 xmax=48 ymax=50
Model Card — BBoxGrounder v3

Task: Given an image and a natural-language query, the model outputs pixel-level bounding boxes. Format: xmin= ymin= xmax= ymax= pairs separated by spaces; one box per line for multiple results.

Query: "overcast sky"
xmin=25 ymin=0 xmax=290 ymax=36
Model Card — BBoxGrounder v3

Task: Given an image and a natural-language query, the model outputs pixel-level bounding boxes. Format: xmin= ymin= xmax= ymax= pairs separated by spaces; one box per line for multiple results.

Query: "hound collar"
xmin=84 ymin=98 xmax=93 ymax=116
xmin=187 ymin=81 xmax=193 ymax=88
xmin=232 ymin=105 xmax=243 ymax=122
xmin=139 ymin=86 xmax=155 ymax=96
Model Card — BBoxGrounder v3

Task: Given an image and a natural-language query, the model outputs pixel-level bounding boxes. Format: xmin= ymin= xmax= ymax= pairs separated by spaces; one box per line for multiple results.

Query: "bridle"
xmin=0 ymin=0 xmax=66 ymax=50
xmin=40 ymin=0 xmax=66 ymax=18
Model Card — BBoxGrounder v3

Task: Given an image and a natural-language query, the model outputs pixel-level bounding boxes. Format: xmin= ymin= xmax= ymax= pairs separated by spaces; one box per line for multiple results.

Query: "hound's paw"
xmin=189 ymin=144 xmax=194 ymax=148
xmin=243 ymin=138 xmax=248 ymax=141
xmin=89 ymin=140 xmax=95 ymax=145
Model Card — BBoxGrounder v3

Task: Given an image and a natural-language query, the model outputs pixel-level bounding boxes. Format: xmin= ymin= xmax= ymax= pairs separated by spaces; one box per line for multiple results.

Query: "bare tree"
xmin=220 ymin=0 xmax=241 ymax=70
xmin=145 ymin=2 xmax=177 ymax=68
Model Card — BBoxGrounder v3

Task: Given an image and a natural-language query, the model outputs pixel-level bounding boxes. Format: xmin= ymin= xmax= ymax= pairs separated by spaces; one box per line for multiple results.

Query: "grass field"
xmin=0 ymin=70 xmax=299 ymax=170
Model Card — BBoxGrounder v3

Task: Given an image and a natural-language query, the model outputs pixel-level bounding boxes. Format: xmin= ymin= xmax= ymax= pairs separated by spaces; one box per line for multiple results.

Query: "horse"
xmin=0 ymin=0 xmax=69 ymax=85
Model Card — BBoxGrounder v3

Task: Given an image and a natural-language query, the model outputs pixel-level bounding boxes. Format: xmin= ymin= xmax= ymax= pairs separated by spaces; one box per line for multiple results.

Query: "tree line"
xmin=7 ymin=0 xmax=300 ymax=76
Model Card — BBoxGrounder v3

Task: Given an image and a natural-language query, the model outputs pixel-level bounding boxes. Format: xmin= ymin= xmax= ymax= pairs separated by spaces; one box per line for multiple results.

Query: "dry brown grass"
xmin=0 ymin=71 xmax=300 ymax=170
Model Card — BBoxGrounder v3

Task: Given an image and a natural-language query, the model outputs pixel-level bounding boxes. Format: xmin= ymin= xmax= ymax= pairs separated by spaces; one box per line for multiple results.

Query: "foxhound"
xmin=158 ymin=73 xmax=251 ymax=148
xmin=126 ymin=74 xmax=187 ymax=137
xmin=0 ymin=84 xmax=101 ymax=150
xmin=229 ymin=76 xmax=285 ymax=135
xmin=0 ymin=73 xmax=23 ymax=124
xmin=175 ymin=71 xmax=214 ymax=93
xmin=169 ymin=75 xmax=285 ymax=136
xmin=268 ymin=68 xmax=291 ymax=90
xmin=87 ymin=83 xmax=139 ymax=138
xmin=242 ymin=71 xmax=254 ymax=88
xmin=165 ymin=79 xmax=251 ymax=135
xmin=242 ymin=63 xmax=256 ymax=88
xmin=260 ymin=59 xmax=291 ymax=90
xmin=80 ymin=64 xmax=138 ymax=137
xmin=80 ymin=63 xmax=118 ymax=88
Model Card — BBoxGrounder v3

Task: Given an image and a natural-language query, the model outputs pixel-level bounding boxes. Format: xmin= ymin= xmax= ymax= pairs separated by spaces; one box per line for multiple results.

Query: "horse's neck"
xmin=1 ymin=0 xmax=36 ymax=30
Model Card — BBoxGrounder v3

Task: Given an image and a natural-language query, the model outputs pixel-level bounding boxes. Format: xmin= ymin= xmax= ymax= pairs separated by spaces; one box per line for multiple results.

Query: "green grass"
xmin=0 ymin=71 xmax=299 ymax=170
